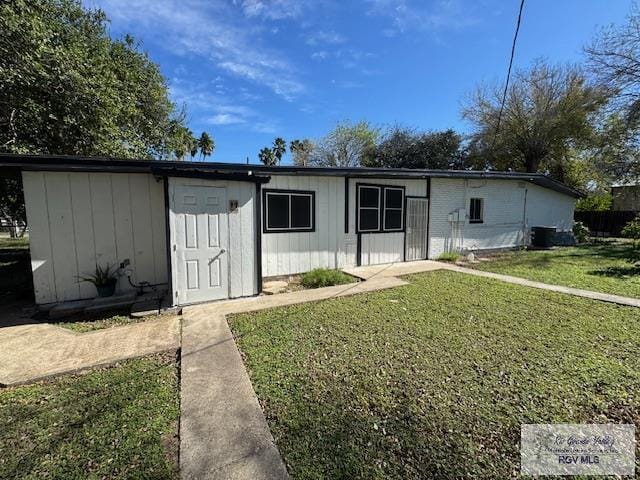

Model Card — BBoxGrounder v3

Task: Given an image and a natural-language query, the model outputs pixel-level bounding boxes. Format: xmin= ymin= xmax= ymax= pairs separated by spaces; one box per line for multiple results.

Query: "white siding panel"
xmin=45 ymin=173 xmax=80 ymax=301
xmin=69 ymin=173 xmax=97 ymax=299
xmin=428 ymin=178 xmax=576 ymax=259
xmin=22 ymin=171 xmax=168 ymax=304
xmin=22 ymin=172 xmax=57 ymax=303
xmin=261 ymin=175 xmax=427 ymax=275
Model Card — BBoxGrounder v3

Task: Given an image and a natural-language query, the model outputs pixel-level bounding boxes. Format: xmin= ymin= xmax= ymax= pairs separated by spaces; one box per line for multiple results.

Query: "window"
xmin=264 ymin=190 xmax=315 ymax=232
xmin=383 ymin=187 xmax=404 ymax=231
xmin=357 ymin=184 xmax=405 ymax=233
xmin=357 ymin=185 xmax=381 ymax=232
xmin=469 ymin=197 xmax=484 ymax=223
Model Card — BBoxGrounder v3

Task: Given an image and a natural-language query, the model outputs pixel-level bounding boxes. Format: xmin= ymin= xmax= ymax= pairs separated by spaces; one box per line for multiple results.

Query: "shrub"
xmin=301 ymin=268 xmax=354 ymax=289
xmin=575 ymin=193 xmax=612 ymax=212
xmin=621 ymin=216 xmax=640 ymax=265
xmin=622 ymin=216 xmax=640 ymax=239
xmin=437 ymin=252 xmax=461 ymax=262
xmin=572 ymin=221 xmax=590 ymax=243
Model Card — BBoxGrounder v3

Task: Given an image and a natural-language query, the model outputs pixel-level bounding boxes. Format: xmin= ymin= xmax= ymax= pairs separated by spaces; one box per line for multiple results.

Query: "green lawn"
xmin=230 ymin=271 xmax=640 ymax=479
xmin=0 ymin=235 xmax=29 ymax=251
xmin=469 ymin=241 xmax=640 ymax=299
xmin=0 ymin=353 xmax=179 ymax=479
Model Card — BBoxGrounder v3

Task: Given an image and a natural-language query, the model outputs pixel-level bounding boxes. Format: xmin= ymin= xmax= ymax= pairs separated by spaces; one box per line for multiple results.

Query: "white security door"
xmin=405 ymin=198 xmax=429 ymax=261
xmin=173 ymin=185 xmax=229 ymax=304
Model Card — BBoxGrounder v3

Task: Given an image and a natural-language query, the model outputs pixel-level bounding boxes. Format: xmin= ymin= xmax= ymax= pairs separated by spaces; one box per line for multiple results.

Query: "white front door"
xmin=172 ymin=184 xmax=229 ymax=304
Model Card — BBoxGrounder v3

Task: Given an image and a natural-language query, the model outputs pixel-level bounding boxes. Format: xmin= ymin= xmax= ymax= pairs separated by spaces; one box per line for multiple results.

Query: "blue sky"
xmin=86 ymin=0 xmax=632 ymax=164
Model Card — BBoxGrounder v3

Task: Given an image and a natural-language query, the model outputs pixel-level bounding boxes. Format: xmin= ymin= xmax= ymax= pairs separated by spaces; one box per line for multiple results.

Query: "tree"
xmin=0 ymin=0 xmax=186 ymax=158
xmin=311 ymin=120 xmax=378 ymax=167
xmin=273 ymin=137 xmax=286 ymax=165
xmin=198 ymin=132 xmax=214 ymax=161
xmin=361 ymin=126 xmax=465 ymax=169
xmin=0 ymin=173 xmax=26 ymax=237
xmin=575 ymin=192 xmax=613 ymax=211
xmin=586 ymin=4 xmax=640 ymax=180
xmin=290 ymin=139 xmax=313 ymax=166
xmin=258 ymin=147 xmax=277 ymax=166
xmin=462 ymin=60 xmax=609 ymax=183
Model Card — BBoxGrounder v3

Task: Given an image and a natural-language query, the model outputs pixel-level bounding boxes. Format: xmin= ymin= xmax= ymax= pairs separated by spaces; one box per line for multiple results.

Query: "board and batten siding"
xmin=261 ymin=175 xmax=348 ymax=277
xmin=22 ymin=171 xmax=168 ymax=304
xmin=261 ymin=175 xmax=429 ymax=276
xmin=350 ymin=177 xmax=428 ymax=266
xmin=428 ymin=178 xmax=576 ymax=259
xmin=167 ymin=177 xmax=257 ymax=300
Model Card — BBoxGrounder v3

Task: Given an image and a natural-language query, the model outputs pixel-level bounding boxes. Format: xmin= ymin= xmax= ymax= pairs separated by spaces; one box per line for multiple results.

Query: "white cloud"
xmin=238 ymin=0 xmax=310 ymax=20
xmin=209 ymin=113 xmax=247 ymax=125
xmin=311 ymin=51 xmax=328 ymax=61
xmin=365 ymin=0 xmax=479 ymax=34
xmin=305 ymin=30 xmax=346 ymax=46
xmin=94 ymin=0 xmax=305 ymax=100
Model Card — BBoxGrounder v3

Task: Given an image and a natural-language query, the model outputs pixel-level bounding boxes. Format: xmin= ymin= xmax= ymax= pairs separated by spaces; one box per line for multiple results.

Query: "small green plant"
xmin=621 ymin=216 xmax=640 ymax=265
xmin=301 ymin=268 xmax=354 ymax=289
xmin=437 ymin=252 xmax=461 ymax=262
xmin=78 ymin=264 xmax=118 ymax=297
xmin=572 ymin=221 xmax=590 ymax=243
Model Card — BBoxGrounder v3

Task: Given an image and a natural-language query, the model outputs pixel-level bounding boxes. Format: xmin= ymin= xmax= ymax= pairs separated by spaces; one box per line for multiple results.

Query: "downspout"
xmin=521 ymin=187 xmax=528 ymax=247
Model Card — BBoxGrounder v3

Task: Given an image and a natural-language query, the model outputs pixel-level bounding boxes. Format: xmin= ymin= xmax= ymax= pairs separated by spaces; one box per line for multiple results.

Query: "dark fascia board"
xmin=0 ymin=153 xmax=582 ymax=197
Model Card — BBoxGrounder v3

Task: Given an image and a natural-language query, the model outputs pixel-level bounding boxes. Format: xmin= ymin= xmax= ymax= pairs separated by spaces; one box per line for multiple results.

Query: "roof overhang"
xmin=0 ymin=153 xmax=583 ymax=197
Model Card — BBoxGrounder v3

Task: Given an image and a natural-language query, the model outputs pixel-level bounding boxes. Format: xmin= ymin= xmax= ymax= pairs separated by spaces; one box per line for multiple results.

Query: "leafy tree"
xmin=258 ymin=147 xmax=277 ymax=166
xmin=621 ymin=215 xmax=640 ymax=264
xmin=0 ymin=0 xmax=186 ymax=158
xmin=311 ymin=120 xmax=378 ymax=167
xmin=0 ymin=173 xmax=26 ymax=237
xmin=198 ymin=132 xmax=214 ymax=161
xmin=290 ymin=139 xmax=314 ymax=166
xmin=575 ymin=192 xmax=613 ymax=211
xmin=462 ymin=60 xmax=609 ymax=183
xmin=273 ymin=137 xmax=287 ymax=165
xmin=361 ymin=126 xmax=465 ymax=169
xmin=586 ymin=4 xmax=640 ymax=180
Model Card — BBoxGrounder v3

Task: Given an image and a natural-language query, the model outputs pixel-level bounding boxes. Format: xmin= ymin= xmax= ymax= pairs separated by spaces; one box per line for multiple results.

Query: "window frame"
xmin=469 ymin=197 xmax=484 ymax=224
xmin=263 ymin=189 xmax=316 ymax=233
xmin=356 ymin=183 xmax=406 ymax=234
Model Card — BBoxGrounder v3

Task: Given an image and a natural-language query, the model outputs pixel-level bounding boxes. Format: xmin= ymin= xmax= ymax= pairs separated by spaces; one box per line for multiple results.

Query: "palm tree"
xmin=198 ymin=132 xmax=214 ymax=162
xmin=273 ymin=137 xmax=286 ymax=165
xmin=290 ymin=138 xmax=313 ymax=166
xmin=187 ymin=130 xmax=198 ymax=161
xmin=258 ymin=147 xmax=277 ymax=166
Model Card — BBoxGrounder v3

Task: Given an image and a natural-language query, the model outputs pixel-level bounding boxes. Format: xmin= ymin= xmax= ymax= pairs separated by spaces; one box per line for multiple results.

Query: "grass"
xmin=0 ymin=235 xmax=29 ymax=250
xmin=301 ymin=268 xmax=356 ymax=289
xmin=0 ymin=353 xmax=179 ymax=479
xmin=469 ymin=240 xmax=640 ymax=299
xmin=230 ymin=270 xmax=640 ymax=479
xmin=57 ymin=312 xmax=167 ymax=333
xmin=436 ymin=251 xmax=461 ymax=262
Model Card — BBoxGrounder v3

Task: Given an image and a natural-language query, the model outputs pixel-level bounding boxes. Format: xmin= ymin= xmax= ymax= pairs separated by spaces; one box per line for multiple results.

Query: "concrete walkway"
xmin=442 ymin=264 xmax=640 ymax=308
xmin=346 ymin=260 xmax=640 ymax=308
xmin=0 ymin=316 xmax=180 ymax=386
xmin=179 ymin=276 xmax=406 ymax=480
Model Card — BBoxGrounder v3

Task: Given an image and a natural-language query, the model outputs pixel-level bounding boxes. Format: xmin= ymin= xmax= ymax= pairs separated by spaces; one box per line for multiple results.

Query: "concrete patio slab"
xmin=0 ymin=316 xmax=180 ymax=386
xmin=179 ymin=275 xmax=407 ymax=480
xmin=343 ymin=259 xmax=444 ymax=280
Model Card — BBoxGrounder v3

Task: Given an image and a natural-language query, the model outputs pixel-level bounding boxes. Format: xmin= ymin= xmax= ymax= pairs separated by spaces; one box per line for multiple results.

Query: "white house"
xmin=0 ymin=154 xmax=580 ymax=306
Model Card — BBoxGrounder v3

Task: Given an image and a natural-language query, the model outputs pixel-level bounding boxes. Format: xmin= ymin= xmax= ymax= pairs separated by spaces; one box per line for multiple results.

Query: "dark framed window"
xmin=383 ymin=187 xmax=404 ymax=231
xmin=357 ymin=184 xmax=405 ymax=233
xmin=469 ymin=197 xmax=484 ymax=223
xmin=263 ymin=189 xmax=315 ymax=233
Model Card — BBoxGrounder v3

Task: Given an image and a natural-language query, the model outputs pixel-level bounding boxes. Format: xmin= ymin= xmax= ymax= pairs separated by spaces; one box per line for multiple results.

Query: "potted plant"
xmin=78 ymin=264 xmax=118 ymax=297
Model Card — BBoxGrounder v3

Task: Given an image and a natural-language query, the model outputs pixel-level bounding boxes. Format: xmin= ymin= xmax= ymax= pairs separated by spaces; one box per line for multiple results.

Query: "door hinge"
xmin=175 ymin=291 xmax=178 ymax=297
xmin=173 ymin=244 xmax=177 ymax=251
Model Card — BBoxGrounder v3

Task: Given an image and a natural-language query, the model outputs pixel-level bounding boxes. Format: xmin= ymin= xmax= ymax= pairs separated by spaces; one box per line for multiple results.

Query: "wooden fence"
xmin=574 ymin=210 xmax=637 ymax=237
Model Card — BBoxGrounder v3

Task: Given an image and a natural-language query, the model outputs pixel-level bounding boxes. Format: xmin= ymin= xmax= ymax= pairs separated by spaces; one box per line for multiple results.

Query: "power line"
xmin=492 ymin=0 xmax=525 ymax=149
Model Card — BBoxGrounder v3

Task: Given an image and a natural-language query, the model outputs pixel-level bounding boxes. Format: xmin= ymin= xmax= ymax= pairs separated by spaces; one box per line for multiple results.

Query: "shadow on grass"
xmin=589 ymin=265 xmax=640 ymax=278
xmin=0 ymin=354 xmax=179 ymax=479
